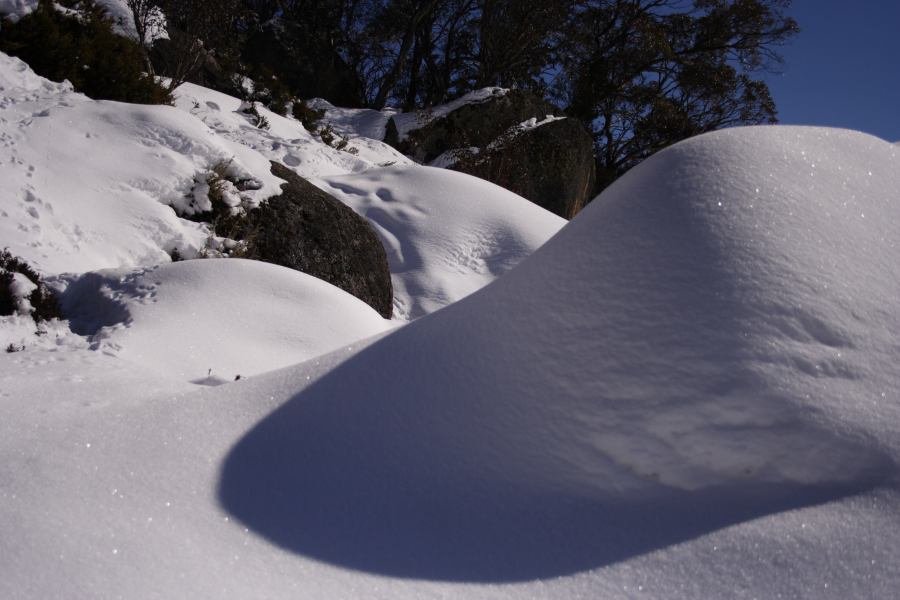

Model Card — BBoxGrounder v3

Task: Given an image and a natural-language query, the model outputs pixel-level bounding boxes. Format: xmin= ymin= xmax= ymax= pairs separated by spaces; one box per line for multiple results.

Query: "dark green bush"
xmin=0 ymin=249 xmax=62 ymax=322
xmin=0 ymin=0 xmax=171 ymax=104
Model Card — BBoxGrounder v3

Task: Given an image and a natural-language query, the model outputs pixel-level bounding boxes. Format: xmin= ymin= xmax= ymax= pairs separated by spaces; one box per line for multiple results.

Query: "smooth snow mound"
xmin=318 ymin=165 xmax=566 ymax=319
xmin=59 ymin=259 xmax=392 ymax=384
xmin=221 ymin=126 xmax=900 ymax=580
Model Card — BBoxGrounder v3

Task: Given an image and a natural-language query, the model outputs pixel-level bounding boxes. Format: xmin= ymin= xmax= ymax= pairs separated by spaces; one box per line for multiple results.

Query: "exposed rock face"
xmin=386 ymin=90 xmax=596 ymax=218
xmin=237 ymin=163 xmax=393 ymax=318
xmin=452 ymin=118 xmax=597 ymax=219
xmin=389 ymin=90 xmax=556 ymax=163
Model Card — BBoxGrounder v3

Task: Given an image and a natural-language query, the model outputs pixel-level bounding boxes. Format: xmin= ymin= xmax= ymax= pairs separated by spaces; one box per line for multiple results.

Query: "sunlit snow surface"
xmin=2 ymin=48 xmax=900 ymax=598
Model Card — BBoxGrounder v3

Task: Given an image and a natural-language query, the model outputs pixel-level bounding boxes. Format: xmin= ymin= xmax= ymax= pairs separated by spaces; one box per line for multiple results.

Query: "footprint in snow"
xmin=282 ymin=154 xmax=302 ymax=167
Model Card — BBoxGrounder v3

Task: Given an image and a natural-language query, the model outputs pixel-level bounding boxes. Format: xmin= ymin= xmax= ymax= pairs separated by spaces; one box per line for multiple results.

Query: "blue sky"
xmin=763 ymin=1 xmax=900 ymax=142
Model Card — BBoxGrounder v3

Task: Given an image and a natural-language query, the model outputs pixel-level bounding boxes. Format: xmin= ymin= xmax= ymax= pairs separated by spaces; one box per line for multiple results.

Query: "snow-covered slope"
xmin=172 ymin=84 xmax=412 ymax=179
xmin=0 ymin=52 xmax=555 ymax=326
xmin=0 ymin=52 xmax=282 ymax=274
xmin=319 ymin=166 xmax=566 ymax=319
xmin=4 ymin=125 xmax=900 ymax=599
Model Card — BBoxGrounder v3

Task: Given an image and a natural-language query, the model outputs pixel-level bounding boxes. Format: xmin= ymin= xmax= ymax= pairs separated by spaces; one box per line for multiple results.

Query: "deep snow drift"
xmin=219 ymin=126 xmax=900 ymax=588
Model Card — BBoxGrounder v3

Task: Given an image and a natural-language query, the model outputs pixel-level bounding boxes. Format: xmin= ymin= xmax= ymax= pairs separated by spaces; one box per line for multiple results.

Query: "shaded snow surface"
xmin=220 ymin=126 xmax=900 ymax=585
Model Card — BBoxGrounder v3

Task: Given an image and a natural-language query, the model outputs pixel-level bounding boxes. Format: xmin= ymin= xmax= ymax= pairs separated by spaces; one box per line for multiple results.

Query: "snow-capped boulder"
xmin=385 ymin=89 xmax=596 ymax=217
xmin=449 ymin=116 xmax=596 ymax=218
xmin=231 ymin=162 xmax=394 ymax=318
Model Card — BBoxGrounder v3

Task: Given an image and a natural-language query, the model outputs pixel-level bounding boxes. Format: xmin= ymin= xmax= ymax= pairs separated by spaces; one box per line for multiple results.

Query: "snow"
xmin=3 ymin=42 xmax=900 ymax=599
xmin=0 ymin=0 xmax=158 ymax=40
xmin=7 ymin=272 xmax=36 ymax=314
xmin=0 ymin=53 xmax=283 ymax=274
xmin=173 ymin=85 xmax=411 ymax=180
xmin=307 ymin=97 xmax=396 ymax=141
xmin=218 ymin=126 xmax=900 ymax=588
xmin=57 ymin=259 xmax=393 ymax=384
xmin=310 ymin=87 xmax=509 ymax=142
xmin=318 ymin=165 xmax=565 ymax=319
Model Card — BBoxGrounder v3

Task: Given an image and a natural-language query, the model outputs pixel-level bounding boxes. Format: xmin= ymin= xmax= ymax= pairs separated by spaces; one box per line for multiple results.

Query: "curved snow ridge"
xmin=318 ymin=165 xmax=566 ymax=319
xmin=219 ymin=126 xmax=899 ymax=581
xmin=59 ymin=259 xmax=393 ymax=384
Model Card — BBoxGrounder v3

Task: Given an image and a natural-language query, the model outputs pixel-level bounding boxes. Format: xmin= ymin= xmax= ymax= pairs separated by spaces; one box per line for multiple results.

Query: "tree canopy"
xmin=125 ymin=0 xmax=802 ymax=190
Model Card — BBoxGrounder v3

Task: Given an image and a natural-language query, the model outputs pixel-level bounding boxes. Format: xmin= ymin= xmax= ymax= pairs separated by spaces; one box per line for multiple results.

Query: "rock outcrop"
xmin=386 ymin=90 xmax=596 ymax=218
xmin=451 ymin=118 xmax=596 ymax=219
xmin=235 ymin=163 xmax=393 ymax=318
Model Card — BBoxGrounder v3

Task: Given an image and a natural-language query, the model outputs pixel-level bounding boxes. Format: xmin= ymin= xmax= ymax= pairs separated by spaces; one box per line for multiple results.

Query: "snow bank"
xmin=58 ymin=259 xmax=392 ymax=383
xmin=0 ymin=52 xmax=283 ymax=275
xmin=318 ymin=165 xmax=566 ymax=319
xmin=220 ymin=126 xmax=900 ymax=583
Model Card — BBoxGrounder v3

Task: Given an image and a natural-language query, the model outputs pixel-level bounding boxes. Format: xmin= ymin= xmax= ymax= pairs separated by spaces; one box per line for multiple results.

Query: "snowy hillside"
xmin=4 ymin=116 xmax=900 ymax=598
xmin=2 ymin=33 xmax=900 ymax=600
xmin=0 ymin=51 xmax=560 ymax=332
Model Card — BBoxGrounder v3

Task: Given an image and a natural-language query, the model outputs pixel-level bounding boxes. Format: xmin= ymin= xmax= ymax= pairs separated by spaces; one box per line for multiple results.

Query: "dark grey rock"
xmin=236 ymin=162 xmax=393 ymax=318
xmin=452 ymin=118 xmax=596 ymax=219
xmin=387 ymin=90 xmax=596 ymax=218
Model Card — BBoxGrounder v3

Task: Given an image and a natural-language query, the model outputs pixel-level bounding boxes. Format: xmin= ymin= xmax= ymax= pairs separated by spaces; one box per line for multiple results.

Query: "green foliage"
xmin=292 ymin=99 xmax=326 ymax=132
xmin=0 ymin=248 xmax=62 ymax=322
xmin=0 ymin=0 xmax=171 ymax=104
xmin=244 ymin=66 xmax=294 ymax=115
xmin=561 ymin=0 xmax=798 ymax=187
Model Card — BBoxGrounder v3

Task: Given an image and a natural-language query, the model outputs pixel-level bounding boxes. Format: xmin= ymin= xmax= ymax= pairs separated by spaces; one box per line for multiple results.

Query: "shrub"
xmin=238 ymin=102 xmax=270 ymax=130
xmin=0 ymin=0 xmax=171 ymax=104
xmin=0 ymin=249 xmax=62 ymax=322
